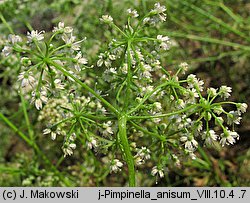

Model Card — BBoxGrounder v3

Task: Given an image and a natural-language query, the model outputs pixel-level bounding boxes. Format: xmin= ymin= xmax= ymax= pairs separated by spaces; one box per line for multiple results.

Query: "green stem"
xmin=129 ymin=120 xmax=165 ymax=141
xmin=118 ymin=115 xmax=135 ymax=186
xmin=20 ymin=90 xmax=34 ymax=141
xmin=129 ymin=104 xmax=196 ymax=120
xmin=0 ymin=112 xmax=32 ymax=145
xmin=179 ymin=0 xmax=250 ymax=42
xmin=125 ymin=41 xmax=132 ymax=110
xmin=0 ymin=13 xmax=14 ymax=34
xmin=166 ymin=32 xmax=250 ymax=51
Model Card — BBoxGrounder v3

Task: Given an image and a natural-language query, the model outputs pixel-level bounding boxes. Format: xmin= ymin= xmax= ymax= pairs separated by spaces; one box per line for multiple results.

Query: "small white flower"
xmin=127 ymin=8 xmax=139 ymax=18
xmin=220 ymin=128 xmax=239 ymax=147
xmin=157 ymin=35 xmax=171 ymax=50
xmin=51 ymin=132 xmax=57 ymax=140
xmin=135 ymin=147 xmax=151 ymax=160
xmin=135 ymin=157 xmax=144 ymax=166
xmin=100 ymin=15 xmax=113 ymax=24
xmin=213 ymin=106 xmax=224 ymax=115
xmin=143 ymin=17 xmax=151 ymax=24
xmin=151 ymin=3 xmax=167 ymax=22
xmin=227 ymin=111 xmax=242 ymax=125
xmin=180 ymin=134 xmax=198 ymax=151
xmin=73 ymin=52 xmax=88 ymax=71
xmin=27 ymin=30 xmax=45 ymax=42
xmin=187 ymin=74 xmax=204 ymax=91
xmin=31 ymin=90 xmax=48 ymax=110
xmin=172 ymin=154 xmax=181 ymax=167
xmin=87 ymin=137 xmax=98 ymax=149
xmin=202 ymin=130 xmax=218 ymax=146
xmin=97 ymin=52 xmax=114 ymax=67
xmin=153 ymin=102 xmax=162 ymax=111
xmin=54 ymin=79 xmax=65 ymax=90
xmin=62 ymin=136 xmax=76 ymax=157
xmin=151 ymin=166 xmax=164 ymax=178
xmin=69 ymin=143 xmax=76 ymax=149
xmin=179 ymin=62 xmax=189 ymax=74
xmin=184 ymin=88 xmax=199 ymax=102
xmin=17 ymin=71 xmax=35 ymax=88
xmin=219 ymin=86 xmax=232 ymax=99
xmin=102 ymin=121 xmax=113 ymax=136
xmin=63 ymin=148 xmax=73 ymax=156
xmin=52 ymin=22 xmax=73 ymax=33
xmin=2 ymin=45 xmax=12 ymax=56
xmin=110 ymin=159 xmax=123 ymax=173
xmin=237 ymin=103 xmax=247 ymax=114
xmin=43 ymin=128 xmax=51 ymax=135
xmin=152 ymin=2 xmax=166 ymax=13
xmin=62 ymin=34 xmax=85 ymax=51
xmin=8 ymin=34 xmax=22 ymax=44
xmin=207 ymin=87 xmax=217 ymax=97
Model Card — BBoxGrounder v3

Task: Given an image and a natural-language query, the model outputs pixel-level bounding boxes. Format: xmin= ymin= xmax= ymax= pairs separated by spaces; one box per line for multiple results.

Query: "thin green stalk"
xmin=204 ymin=0 xmax=244 ymax=24
xmin=47 ymin=59 xmax=119 ymax=115
xmin=129 ymin=104 xmax=196 ymax=120
xmin=179 ymin=0 xmax=250 ymax=42
xmin=111 ymin=23 xmax=128 ymax=37
xmin=118 ymin=115 xmax=135 ymax=186
xmin=0 ymin=112 xmax=32 ymax=145
xmin=20 ymin=90 xmax=34 ymax=141
xmin=0 ymin=13 xmax=14 ymax=34
xmin=165 ymin=32 xmax=250 ymax=51
xmin=129 ymin=120 xmax=165 ymax=141
xmin=125 ymin=41 xmax=132 ymax=111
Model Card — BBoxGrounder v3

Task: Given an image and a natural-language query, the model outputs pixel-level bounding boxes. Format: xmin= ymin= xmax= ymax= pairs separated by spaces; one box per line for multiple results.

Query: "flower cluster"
xmin=1 ymin=2 xmax=247 ymax=186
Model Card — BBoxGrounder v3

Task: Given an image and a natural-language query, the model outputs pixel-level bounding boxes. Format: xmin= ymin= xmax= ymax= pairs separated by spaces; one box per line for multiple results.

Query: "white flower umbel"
xmin=17 ymin=71 xmax=35 ymax=89
xmin=236 ymin=103 xmax=248 ymax=115
xmin=87 ymin=137 xmax=98 ymax=149
xmin=157 ymin=35 xmax=171 ymax=50
xmin=31 ymin=89 xmax=48 ymax=110
xmin=73 ymin=52 xmax=88 ymax=71
xmin=102 ymin=121 xmax=114 ymax=136
xmin=100 ymin=15 xmax=113 ymax=24
xmin=180 ymin=134 xmax=198 ymax=151
xmin=219 ymin=86 xmax=232 ymax=99
xmin=151 ymin=3 xmax=167 ymax=22
xmin=62 ymin=143 xmax=76 ymax=157
xmin=187 ymin=74 xmax=204 ymax=91
xmin=62 ymin=33 xmax=86 ymax=51
xmin=135 ymin=146 xmax=151 ymax=161
xmin=202 ymin=130 xmax=218 ymax=146
xmin=179 ymin=62 xmax=189 ymax=74
xmin=207 ymin=87 xmax=217 ymax=97
xmin=110 ymin=159 xmax=123 ymax=173
xmin=127 ymin=8 xmax=139 ymax=18
xmin=27 ymin=30 xmax=45 ymax=42
xmin=52 ymin=22 xmax=73 ymax=33
xmin=227 ymin=111 xmax=242 ymax=125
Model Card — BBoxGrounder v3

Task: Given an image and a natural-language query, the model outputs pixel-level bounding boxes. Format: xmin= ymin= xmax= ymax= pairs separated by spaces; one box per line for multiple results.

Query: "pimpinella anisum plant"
xmin=1 ymin=3 xmax=248 ymax=186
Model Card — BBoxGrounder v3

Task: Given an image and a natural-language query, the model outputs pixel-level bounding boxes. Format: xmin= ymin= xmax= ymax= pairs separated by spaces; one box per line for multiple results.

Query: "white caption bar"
xmin=0 ymin=187 xmax=248 ymax=203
